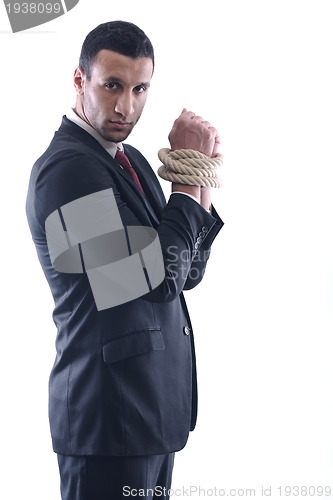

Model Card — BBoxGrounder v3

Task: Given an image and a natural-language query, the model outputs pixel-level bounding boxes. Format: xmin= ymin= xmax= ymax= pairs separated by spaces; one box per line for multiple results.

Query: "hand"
xmin=168 ymin=109 xmax=220 ymax=158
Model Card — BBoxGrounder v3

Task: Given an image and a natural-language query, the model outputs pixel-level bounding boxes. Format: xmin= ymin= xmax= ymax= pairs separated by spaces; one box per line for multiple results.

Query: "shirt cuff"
xmin=170 ymin=192 xmax=211 ymax=213
xmin=170 ymin=191 xmax=199 ymax=204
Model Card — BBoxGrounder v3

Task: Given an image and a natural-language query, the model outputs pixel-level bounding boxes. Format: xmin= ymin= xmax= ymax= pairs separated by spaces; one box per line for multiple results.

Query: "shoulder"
xmin=32 ymin=118 xmax=114 ymax=186
xmin=28 ymin=129 xmax=118 ymax=221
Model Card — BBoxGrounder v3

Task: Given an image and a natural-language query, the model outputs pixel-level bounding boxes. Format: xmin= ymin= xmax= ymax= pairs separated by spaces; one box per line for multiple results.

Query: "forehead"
xmin=91 ymin=50 xmax=154 ymax=83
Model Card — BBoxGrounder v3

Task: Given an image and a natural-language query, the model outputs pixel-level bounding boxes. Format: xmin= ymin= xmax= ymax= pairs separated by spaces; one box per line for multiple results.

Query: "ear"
xmin=74 ymin=66 xmax=86 ymax=96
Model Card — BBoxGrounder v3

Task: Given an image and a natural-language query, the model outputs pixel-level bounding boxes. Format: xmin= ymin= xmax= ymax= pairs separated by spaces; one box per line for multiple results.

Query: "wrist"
xmin=172 ymin=183 xmax=200 ymax=201
xmin=200 ymin=186 xmax=211 ymax=211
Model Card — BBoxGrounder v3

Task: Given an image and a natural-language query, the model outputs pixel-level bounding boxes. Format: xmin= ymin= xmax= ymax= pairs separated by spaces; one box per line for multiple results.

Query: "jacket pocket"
xmin=102 ymin=328 xmax=165 ymax=364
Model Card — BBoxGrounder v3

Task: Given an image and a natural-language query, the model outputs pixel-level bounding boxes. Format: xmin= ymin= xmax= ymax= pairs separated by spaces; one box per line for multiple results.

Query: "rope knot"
xmin=157 ymin=148 xmax=223 ymax=187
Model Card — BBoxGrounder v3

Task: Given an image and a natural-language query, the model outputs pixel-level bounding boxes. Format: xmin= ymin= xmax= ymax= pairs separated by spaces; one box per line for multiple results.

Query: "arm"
xmin=149 ymin=193 xmax=222 ymax=301
xmin=161 ymin=109 xmax=223 ymax=291
xmin=144 ymin=109 xmax=223 ymax=300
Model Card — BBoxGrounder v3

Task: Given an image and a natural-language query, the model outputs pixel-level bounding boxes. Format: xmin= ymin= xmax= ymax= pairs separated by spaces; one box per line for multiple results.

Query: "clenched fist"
xmin=168 ymin=109 xmax=220 ymax=158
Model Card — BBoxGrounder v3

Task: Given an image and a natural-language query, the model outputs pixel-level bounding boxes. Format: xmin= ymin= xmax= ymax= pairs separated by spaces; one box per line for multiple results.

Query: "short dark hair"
xmin=79 ymin=21 xmax=154 ymax=79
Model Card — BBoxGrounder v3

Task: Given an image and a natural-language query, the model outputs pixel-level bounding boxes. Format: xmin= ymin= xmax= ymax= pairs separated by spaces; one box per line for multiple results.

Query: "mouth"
xmin=110 ymin=121 xmax=132 ymax=129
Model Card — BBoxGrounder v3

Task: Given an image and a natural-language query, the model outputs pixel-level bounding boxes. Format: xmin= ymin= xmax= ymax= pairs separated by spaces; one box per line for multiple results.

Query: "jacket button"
xmin=183 ymin=326 xmax=191 ymax=336
xmin=202 ymin=226 xmax=208 ymax=233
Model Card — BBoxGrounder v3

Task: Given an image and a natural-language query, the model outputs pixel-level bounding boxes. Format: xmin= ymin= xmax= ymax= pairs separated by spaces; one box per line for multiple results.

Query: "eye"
xmin=105 ymin=82 xmax=118 ymax=90
xmin=134 ymin=85 xmax=147 ymax=94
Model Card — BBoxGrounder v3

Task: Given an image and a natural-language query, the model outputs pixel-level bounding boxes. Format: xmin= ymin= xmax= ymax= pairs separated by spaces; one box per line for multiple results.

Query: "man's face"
xmin=75 ymin=50 xmax=154 ymax=143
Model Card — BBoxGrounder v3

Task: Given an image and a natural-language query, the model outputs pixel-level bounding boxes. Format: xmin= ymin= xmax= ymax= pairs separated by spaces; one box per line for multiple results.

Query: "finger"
xmin=186 ymin=110 xmax=196 ymax=119
xmin=200 ymin=120 xmax=212 ymax=127
xmin=191 ymin=115 xmax=203 ymax=122
xmin=177 ymin=110 xmax=195 ymax=121
xmin=212 ymin=136 xmax=221 ymax=157
xmin=208 ymin=126 xmax=219 ymax=137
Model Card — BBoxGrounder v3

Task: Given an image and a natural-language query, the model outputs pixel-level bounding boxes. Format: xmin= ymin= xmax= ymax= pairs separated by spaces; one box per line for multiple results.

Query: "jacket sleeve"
xmin=144 ymin=194 xmax=223 ymax=302
xmin=182 ymin=204 xmax=223 ymax=291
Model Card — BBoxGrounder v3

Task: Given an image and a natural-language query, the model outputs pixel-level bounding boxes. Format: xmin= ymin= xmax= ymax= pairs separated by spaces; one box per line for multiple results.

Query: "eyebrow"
xmin=103 ymin=76 xmax=151 ymax=88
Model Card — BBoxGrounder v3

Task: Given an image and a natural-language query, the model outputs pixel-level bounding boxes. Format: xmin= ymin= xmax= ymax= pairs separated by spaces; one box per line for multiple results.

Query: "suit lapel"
xmin=124 ymin=145 xmax=166 ymax=223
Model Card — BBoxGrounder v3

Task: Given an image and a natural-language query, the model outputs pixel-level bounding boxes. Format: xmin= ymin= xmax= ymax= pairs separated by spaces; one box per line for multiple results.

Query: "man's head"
xmin=74 ymin=21 xmax=154 ymax=143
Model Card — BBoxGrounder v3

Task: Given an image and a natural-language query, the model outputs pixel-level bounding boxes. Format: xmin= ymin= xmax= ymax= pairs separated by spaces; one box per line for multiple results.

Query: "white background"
xmin=1 ymin=0 xmax=333 ymax=498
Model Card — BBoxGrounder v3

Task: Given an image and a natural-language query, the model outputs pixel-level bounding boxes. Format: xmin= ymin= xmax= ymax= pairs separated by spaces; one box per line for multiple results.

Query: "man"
xmin=26 ymin=21 xmax=223 ymax=500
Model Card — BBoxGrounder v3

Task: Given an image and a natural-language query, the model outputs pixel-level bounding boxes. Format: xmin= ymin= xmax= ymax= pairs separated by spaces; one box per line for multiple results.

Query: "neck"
xmin=74 ymin=99 xmax=91 ymax=127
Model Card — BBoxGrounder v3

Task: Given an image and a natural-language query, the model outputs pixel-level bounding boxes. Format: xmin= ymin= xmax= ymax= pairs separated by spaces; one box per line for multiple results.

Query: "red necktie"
xmin=115 ymin=150 xmax=145 ymax=196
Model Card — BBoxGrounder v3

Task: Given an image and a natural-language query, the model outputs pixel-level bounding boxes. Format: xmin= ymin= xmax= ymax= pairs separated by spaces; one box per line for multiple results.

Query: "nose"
xmin=114 ymin=91 xmax=134 ymax=119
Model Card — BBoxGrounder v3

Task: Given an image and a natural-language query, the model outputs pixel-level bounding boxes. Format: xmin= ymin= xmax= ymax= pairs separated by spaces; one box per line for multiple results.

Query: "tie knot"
xmin=115 ymin=150 xmax=133 ymax=171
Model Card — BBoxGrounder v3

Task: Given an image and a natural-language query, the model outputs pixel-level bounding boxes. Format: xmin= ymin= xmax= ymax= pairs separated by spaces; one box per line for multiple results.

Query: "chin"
xmin=100 ymin=129 xmax=132 ymax=144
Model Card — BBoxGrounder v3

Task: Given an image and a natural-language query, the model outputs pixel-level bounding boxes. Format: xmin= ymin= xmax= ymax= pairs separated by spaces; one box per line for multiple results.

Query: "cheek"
xmin=136 ymin=97 xmax=148 ymax=116
xmin=83 ymin=90 xmax=98 ymax=114
xmin=88 ymin=88 xmax=109 ymax=109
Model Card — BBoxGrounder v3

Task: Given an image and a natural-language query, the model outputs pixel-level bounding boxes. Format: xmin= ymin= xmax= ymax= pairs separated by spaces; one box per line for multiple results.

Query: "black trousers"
xmin=57 ymin=453 xmax=175 ymax=500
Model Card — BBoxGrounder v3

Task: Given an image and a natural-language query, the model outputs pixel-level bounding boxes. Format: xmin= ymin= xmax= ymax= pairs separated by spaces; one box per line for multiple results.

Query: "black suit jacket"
xmin=26 ymin=117 xmax=223 ymax=456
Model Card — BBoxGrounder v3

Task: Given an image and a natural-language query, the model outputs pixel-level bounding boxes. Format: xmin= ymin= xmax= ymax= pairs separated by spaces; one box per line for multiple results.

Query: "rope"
xmin=157 ymin=148 xmax=223 ymax=188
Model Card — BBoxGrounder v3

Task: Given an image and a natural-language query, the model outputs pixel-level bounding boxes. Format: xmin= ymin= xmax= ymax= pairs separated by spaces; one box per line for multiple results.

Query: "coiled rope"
xmin=157 ymin=148 xmax=223 ymax=188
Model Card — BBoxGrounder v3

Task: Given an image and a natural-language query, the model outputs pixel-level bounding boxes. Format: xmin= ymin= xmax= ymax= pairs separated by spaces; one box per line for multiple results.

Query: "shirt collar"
xmin=66 ymin=108 xmax=123 ymax=158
